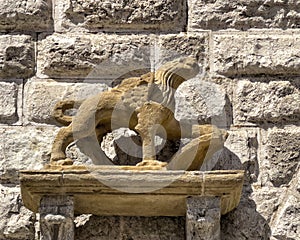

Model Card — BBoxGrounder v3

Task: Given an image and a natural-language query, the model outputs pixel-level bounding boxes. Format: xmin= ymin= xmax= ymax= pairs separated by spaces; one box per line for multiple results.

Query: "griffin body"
xmin=50 ymin=57 xmax=227 ymax=170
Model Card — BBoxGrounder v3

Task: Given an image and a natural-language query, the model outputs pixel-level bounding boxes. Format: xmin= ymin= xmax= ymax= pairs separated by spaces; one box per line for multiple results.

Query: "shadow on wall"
xmin=213 ymin=148 xmax=272 ymax=240
xmin=73 ymin=144 xmax=271 ymax=239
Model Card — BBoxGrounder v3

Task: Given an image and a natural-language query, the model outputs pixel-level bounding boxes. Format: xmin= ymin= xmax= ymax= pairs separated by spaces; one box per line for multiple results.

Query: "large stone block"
xmin=0 ymin=35 xmax=35 ymax=79
xmin=260 ymin=126 xmax=300 ymax=187
xmin=0 ymin=126 xmax=58 ymax=182
xmin=0 ymin=81 xmax=20 ymax=124
xmin=37 ymin=33 xmax=152 ymax=79
xmin=271 ymin=194 xmax=300 ymax=239
xmin=233 ymin=80 xmax=300 ymax=125
xmin=120 ymin=216 xmax=185 ymax=240
xmin=0 ymin=0 xmax=52 ymax=32
xmin=54 ymin=0 xmax=185 ymax=32
xmin=188 ymin=0 xmax=300 ymax=31
xmin=75 ymin=216 xmax=184 ymax=240
xmin=157 ymin=33 xmax=209 ymax=71
xmin=37 ymin=33 xmax=209 ymax=79
xmin=212 ymin=32 xmax=300 ymax=76
xmin=24 ymin=79 xmax=109 ymax=124
xmin=75 ymin=216 xmax=120 ymax=239
xmin=0 ymin=185 xmax=35 ymax=240
xmin=37 ymin=33 xmax=208 ymax=79
xmin=175 ymin=79 xmax=229 ymax=127
xmin=210 ymin=127 xmax=259 ymax=184
xmin=270 ymin=170 xmax=300 ymax=239
xmin=251 ymin=187 xmax=284 ymax=223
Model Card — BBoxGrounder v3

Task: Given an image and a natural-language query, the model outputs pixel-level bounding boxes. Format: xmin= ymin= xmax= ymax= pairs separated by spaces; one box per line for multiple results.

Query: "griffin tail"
xmin=52 ymin=100 xmax=82 ymax=125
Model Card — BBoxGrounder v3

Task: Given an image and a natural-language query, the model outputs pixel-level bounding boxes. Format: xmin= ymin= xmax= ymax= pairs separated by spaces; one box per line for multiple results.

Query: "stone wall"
xmin=0 ymin=0 xmax=299 ymax=239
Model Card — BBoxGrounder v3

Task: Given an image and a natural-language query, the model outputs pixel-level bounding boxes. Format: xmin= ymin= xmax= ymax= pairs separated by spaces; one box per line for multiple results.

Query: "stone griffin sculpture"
xmin=50 ymin=57 xmax=228 ymax=170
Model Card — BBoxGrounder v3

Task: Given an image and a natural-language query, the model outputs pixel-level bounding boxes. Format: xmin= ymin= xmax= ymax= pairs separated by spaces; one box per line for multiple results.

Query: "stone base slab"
xmin=20 ymin=167 xmax=244 ymax=216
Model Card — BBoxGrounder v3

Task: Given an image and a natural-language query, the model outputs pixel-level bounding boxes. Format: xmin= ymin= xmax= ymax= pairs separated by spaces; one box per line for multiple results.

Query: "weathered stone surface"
xmin=228 ymin=185 xmax=300 ymax=240
xmin=175 ymin=79 xmax=229 ymax=127
xmin=270 ymin=169 xmax=300 ymax=239
xmin=75 ymin=215 xmax=185 ymax=240
xmin=0 ymin=82 xmax=19 ymax=124
xmin=157 ymin=33 xmax=209 ymax=72
xmin=120 ymin=216 xmax=185 ymax=240
xmin=49 ymin=58 xmax=220 ymax=170
xmin=186 ymin=196 xmax=221 ymax=240
xmin=20 ymin=169 xmax=244 ymax=215
xmin=75 ymin=215 xmax=120 ymax=240
xmin=0 ymin=35 xmax=35 ymax=79
xmin=0 ymin=126 xmax=58 ymax=182
xmin=40 ymin=196 xmax=74 ymax=240
xmin=37 ymin=33 xmax=152 ymax=78
xmin=0 ymin=0 xmax=52 ymax=32
xmin=102 ymin=129 xmax=180 ymax=166
xmin=212 ymin=33 xmax=300 ymax=76
xmin=221 ymin=189 xmax=272 ymax=240
xmin=251 ymin=187 xmax=284 ymax=223
xmin=37 ymin=33 xmax=210 ymax=79
xmin=233 ymin=80 xmax=300 ymax=125
xmin=260 ymin=126 xmax=300 ymax=187
xmin=188 ymin=0 xmax=300 ymax=31
xmin=271 ymin=194 xmax=300 ymax=239
xmin=210 ymin=127 xmax=258 ymax=184
xmin=0 ymin=185 xmax=35 ymax=240
xmin=55 ymin=0 xmax=185 ymax=32
xmin=24 ymin=80 xmax=109 ymax=124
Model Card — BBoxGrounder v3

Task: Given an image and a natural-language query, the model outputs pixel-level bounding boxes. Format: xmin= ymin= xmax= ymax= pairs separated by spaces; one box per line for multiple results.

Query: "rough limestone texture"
xmin=0 ymin=35 xmax=35 ymax=79
xmin=0 ymin=185 xmax=35 ymax=240
xmin=157 ymin=33 xmax=209 ymax=72
xmin=0 ymin=82 xmax=19 ymax=124
xmin=271 ymin=193 xmax=300 ymax=239
xmin=55 ymin=0 xmax=185 ymax=32
xmin=93 ymin=129 xmax=180 ymax=166
xmin=175 ymin=79 xmax=229 ymax=127
xmin=260 ymin=126 xmax=300 ymax=187
xmin=0 ymin=0 xmax=299 ymax=239
xmin=221 ymin=187 xmax=273 ymax=240
xmin=186 ymin=197 xmax=221 ymax=240
xmin=211 ymin=127 xmax=259 ymax=184
xmin=188 ymin=0 xmax=300 ymax=31
xmin=37 ymin=33 xmax=209 ymax=79
xmin=75 ymin=216 xmax=185 ymax=240
xmin=211 ymin=128 xmax=268 ymax=238
xmin=251 ymin=187 xmax=285 ymax=223
xmin=0 ymin=126 xmax=58 ymax=183
xmin=212 ymin=126 xmax=300 ymax=239
xmin=270 ymin=169 xmax=300 ymax=239
xmin=37 ymin=33 xmax=152 ymax=79
xmin=212 ymin=32 xmax=300 ymax=76
xmin=233 ymin=80 xmax=300 ymax=125
xmin=0 ymin=0 xmax=53 ymax=32
xmin=24 ymin=79 xmax=109 ymax=124
xmin=39 ymin=196 xmax=74 ymax=240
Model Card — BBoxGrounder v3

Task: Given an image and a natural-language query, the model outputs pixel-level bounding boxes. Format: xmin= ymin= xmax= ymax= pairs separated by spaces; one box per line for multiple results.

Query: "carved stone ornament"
xmin=39 ymin=196 xmax=74 ymax=240
xmin=20 ymin=169 xmax=244 ymax=240
xmin=20 ymin=57 xmax=244 ymax=240
xmin=50 ymin=57 xmax=228 ymax=170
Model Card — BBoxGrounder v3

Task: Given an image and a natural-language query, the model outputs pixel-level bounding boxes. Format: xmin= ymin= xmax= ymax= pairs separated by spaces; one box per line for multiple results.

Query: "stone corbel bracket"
xmin=20 ymin=167 xmax=244 ymax=216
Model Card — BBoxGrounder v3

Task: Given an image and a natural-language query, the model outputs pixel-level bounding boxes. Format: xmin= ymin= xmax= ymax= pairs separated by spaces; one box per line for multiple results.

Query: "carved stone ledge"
xmin=20 ymin=167 xmax=243 ymax=239
xmin=20 ymin=167 xmax=244 ymax=216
